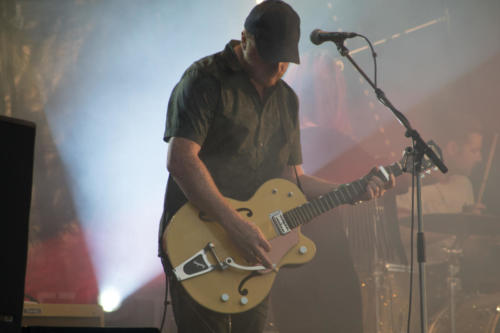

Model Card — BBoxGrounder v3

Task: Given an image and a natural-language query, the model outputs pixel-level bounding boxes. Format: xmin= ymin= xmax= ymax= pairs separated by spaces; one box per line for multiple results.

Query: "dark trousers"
xmin=162 ymin=257 xmax=269 ymax=333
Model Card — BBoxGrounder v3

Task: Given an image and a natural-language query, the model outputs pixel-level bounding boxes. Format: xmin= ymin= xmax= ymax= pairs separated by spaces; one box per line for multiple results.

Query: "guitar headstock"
xmin=400 ymin=140 xmax=443 ymax=177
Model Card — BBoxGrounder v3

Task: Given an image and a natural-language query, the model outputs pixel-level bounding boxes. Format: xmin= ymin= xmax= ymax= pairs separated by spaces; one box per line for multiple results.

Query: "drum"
xmin=460 ymin=236 xmax=500 ymax=293
xmin=354 ymin=263 xmax=450 ymax=333
xmin=429 ymin=294 xmax=500 ymax=333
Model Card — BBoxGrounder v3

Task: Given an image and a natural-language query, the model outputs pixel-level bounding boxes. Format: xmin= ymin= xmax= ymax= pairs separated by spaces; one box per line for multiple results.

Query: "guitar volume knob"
xmin=221 ymin=293 xmax=229 ymax=302
xmin=299 ymin=246 xmax=308 ymax=254
xmin=240 ymin=297 xmax=248 ymax=305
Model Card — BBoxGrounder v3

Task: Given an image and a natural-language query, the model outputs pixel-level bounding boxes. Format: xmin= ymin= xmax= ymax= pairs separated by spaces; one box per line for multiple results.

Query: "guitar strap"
xmin=294 ymin=165 xmax=304 ymax=193
xmin=276 ymin=87 xmax=304 ymax=194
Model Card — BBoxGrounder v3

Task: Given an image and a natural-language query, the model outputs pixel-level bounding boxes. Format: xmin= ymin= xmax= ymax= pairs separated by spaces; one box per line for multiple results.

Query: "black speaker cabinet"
xmin=0 ymin=115 xmax=36 ymax=333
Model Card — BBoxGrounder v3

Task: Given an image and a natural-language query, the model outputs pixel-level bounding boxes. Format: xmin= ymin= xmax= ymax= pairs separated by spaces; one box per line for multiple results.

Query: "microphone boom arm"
xmin=333 ymin=40 xmax=447 ymax=174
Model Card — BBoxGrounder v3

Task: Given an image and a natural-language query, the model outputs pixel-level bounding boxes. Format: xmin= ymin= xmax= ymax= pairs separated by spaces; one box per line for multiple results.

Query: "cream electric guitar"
xmin=163 ymin=144 xmax=440 ymax=314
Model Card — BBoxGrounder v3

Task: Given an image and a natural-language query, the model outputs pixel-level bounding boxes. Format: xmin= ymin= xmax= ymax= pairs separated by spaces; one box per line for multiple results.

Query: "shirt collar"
xmin=223 ymin=40 xmax=245 ymax=73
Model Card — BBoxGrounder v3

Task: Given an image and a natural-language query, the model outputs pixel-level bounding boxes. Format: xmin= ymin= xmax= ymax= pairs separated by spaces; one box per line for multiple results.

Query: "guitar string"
xmin=284 ymin=180 xmax=362 ymax=230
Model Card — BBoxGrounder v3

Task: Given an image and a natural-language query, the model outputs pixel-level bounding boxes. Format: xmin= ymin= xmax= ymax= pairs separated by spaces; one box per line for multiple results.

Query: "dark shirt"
xmin=159 ymin=40 xmax=302 ymax=256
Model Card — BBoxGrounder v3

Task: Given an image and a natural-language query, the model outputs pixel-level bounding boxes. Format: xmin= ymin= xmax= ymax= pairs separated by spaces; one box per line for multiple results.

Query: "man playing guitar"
xmin=158 ymin=1 xmax=395 ymax=332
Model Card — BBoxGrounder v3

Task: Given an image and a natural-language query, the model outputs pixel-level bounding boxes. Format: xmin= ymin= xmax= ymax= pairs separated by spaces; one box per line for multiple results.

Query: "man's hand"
xmin=167 ymin=137 xmax=273 ymax=269
xmin=358 ymin=166 xmax=396 ymax=202
xmin=463 ymin=202 xmax=486 ymax=215
xmin=220 ymin=214 xmax=273 ymax=269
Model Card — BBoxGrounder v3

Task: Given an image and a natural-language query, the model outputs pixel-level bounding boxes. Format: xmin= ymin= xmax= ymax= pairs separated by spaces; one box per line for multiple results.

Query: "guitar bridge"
xmin=270 ymin=210 xmax=291 ymax=235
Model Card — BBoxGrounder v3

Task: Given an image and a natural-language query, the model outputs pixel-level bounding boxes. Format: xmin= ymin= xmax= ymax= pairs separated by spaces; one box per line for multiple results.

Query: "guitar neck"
xmin=283 ymin=162 xmax=404 ymax=229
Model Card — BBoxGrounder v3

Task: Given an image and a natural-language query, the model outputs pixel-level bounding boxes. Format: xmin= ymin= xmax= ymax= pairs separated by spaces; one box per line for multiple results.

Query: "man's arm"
xmin=282 ymin=165 xmax=395 ymax=202
xmin=167 ymin=137 xmax=273 ymax=268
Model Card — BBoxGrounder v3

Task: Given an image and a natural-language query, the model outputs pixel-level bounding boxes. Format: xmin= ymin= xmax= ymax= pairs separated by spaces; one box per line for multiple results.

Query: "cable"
xmin=357 ymin=34 xmax=379 ymax=89
xmin=159 ymin=274 xmax=169 ymax=332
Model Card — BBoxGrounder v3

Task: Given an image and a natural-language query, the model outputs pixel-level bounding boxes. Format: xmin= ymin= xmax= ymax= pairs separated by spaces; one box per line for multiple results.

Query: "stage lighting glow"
xmin=42 ymin=0 xmax=251 ymax=311
xmin=99 ymin=287 xmax=122 ymax=312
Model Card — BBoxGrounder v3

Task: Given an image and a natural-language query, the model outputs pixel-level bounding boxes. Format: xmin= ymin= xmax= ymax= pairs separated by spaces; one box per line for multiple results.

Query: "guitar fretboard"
xmin=283 ymin=162 xmax=403 ymax=229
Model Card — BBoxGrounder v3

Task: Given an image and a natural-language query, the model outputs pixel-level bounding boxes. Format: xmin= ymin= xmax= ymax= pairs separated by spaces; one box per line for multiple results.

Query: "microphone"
xmin=310 ymin=29 xmax=358 ymax=45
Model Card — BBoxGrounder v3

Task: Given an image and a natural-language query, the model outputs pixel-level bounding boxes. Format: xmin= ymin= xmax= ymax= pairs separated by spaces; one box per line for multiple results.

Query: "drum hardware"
xmin=358 ymin=261 xmax=411 ymax=333
xmin=428 ymin=293 xmax=500 ymax=333
xmin=399 ymin=213 xmax=500 ymax=236
xmin=444 ymin=241 xmax=464 ymax=333
xmin=400 ymin=213 xmax=500 ymax=332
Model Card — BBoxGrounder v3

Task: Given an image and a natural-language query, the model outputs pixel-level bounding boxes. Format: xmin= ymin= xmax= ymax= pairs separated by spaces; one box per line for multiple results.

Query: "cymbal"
xmin=399 ymin=213 xmax=500 ymax=235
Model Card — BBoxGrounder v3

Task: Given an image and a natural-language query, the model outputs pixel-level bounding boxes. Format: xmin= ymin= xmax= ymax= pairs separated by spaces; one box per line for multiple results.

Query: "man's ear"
xmin=241 ymin=30 xmax=247 ymax=50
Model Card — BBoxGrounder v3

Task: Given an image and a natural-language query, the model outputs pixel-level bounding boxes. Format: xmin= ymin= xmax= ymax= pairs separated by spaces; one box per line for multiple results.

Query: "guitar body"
xmin=164 ymin=178 xmax=316 ymax=313
xmin=162 ymin=143 xmax=442 ymax=314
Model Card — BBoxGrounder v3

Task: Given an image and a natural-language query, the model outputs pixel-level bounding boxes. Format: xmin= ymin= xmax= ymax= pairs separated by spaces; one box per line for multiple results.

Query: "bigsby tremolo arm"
xmin=224 ymin=257 xmax=267 ymax=271
xmin=204 ymin=242 xmax=274 ymax=272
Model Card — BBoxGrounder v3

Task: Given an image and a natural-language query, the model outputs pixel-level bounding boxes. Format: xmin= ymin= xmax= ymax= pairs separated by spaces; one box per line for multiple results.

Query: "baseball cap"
xmin=244 ymin=0 xmax=300 ymax=64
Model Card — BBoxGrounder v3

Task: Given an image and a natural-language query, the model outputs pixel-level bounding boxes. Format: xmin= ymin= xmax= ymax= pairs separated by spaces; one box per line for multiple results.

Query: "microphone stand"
xmin=332 ymin=38 xmax=448 ymax=333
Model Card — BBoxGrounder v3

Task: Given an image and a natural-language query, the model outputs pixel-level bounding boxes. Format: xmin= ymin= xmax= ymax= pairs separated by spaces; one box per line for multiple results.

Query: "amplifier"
xmin=0 ymin=115 xmax=36 ymax=333
xmin=22 ymin=328 xmax=160 ymax=333
xmin=22 ymin=303 xmax=104 ymax=328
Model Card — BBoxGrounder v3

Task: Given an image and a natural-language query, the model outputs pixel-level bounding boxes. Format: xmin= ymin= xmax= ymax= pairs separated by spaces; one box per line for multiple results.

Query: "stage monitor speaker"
xmin=0 ymin=115 xmax=36 ymax=333
xmin=22 ymin=328 xmax=160 ymax=333
xmin=22 ymin=303 xmax=104 ymax=328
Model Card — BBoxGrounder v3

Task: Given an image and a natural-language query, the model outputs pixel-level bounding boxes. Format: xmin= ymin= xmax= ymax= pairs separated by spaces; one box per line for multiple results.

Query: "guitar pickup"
xmin=270 ymin=210 xmax=291 ymax=235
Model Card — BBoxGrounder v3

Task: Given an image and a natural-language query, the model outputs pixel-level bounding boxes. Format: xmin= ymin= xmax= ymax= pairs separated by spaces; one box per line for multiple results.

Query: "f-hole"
xmin=199 ymin=207 xmax=253 ymax=222
xmin=238 ymin=271 xmax=259 ymax=296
